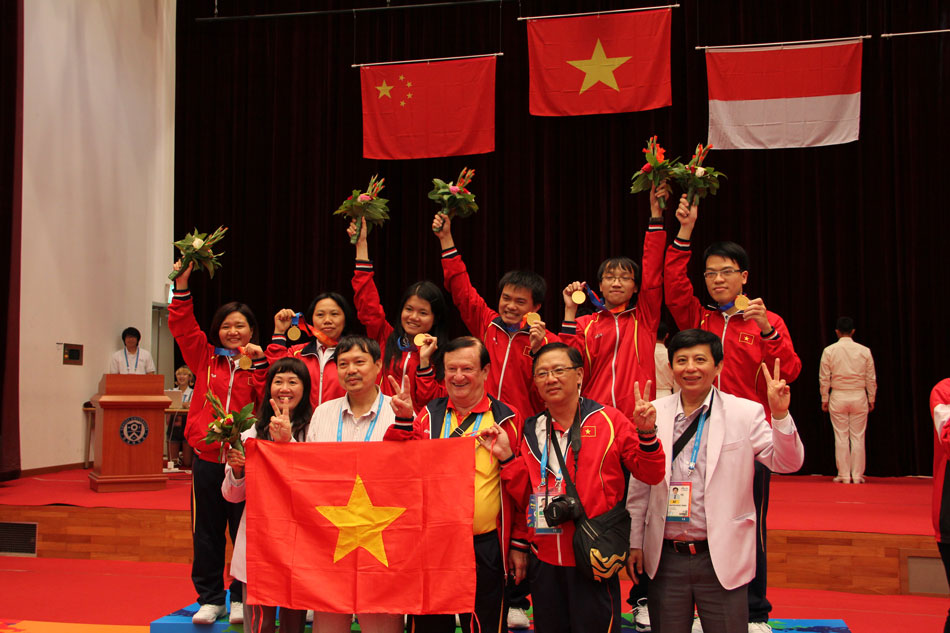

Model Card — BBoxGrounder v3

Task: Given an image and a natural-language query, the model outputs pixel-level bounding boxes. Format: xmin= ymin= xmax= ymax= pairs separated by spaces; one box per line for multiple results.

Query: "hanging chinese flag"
xmin=527 ymin=9 xmax=672 ymax=116
xmin=706 ymin=40 xmax=862 ymax=149
xmin=361 ymin=56 xmax=495 ymax=160
xmin=244 ymin=437 xmax=476 ymax=614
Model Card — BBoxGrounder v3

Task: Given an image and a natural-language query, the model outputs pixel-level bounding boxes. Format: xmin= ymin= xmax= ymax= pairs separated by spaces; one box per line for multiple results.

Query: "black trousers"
xmin=747 ymin=462 xmax=771 ymax=622
xmin=505 ymin=574 xmax=531 ymax=611
xmin=529 ymin=553 xmax=620 ymax=633
xmin=939 ymin=542 xmax=950 ymax=633
xmin=411 ymin=531 xmax=506 ymax=633
xmin=191 ymin=458 xmax=245 ymax=606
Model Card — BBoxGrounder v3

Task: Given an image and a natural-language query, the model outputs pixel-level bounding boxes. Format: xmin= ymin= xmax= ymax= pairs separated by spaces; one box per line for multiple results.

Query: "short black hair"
xmin=532 ymin=342 xmax=583 ymax=372
xmin=334 ymin=334 xmax=381 ymax=362
xmin=306 ymin=292 xmax=359 ymax=337
xmin=668 ymin=329 xmax=723 ymax=365
xmin=703 ymin=241 xmax=750 ymax=272
xmin=121 ymin=327 xmax=141 ymax=343
xmin=597 ymin=256 xmax=641 ymax=288
xmin=836 ymin=316 xmax=855 ymax=333
xmin=498 ymin=270 xmax=546 ymax=305
xmin=442 ymin=336 xmax=490 ymax=369
xmin=209 ymin=302 xmax=259 ymax=347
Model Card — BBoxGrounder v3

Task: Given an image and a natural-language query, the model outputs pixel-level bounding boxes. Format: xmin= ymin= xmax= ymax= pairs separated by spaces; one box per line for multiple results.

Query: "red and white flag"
xmin=706 ymin=40 xmax=862 ymax=150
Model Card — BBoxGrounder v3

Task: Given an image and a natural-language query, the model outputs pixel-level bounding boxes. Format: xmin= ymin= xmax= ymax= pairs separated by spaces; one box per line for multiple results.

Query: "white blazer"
xmin=627 ymin=388 xmax=805 ymax=590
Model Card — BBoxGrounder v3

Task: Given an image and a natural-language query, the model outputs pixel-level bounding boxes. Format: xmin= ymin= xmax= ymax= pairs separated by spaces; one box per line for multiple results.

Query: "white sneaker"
xmin=229 ymin=602 xmax=244 ymax=624
xmin=508 ymin=607 xmax=530 ymax=630
xmin=633 ymin=598 xmax=651 ymax=632
xmin=192 ymin=603 xmax=226 ymax=624
xmin=748 ymin=623 xmax=772 ymax=633
xmin=691 ymin=616 xmax=703 ymax=633
xmin=307 ymin=610 xmax=314 ymax=623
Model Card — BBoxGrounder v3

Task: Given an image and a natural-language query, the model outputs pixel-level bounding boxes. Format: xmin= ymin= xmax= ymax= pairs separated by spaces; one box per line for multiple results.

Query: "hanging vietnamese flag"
xmin=706 ymin=40 xmax=863 ymax=149
xmin=361 ymin=56 xmax=495 ymax=160
xmin=527 ymin=9 xmax=672 ymax=116
xmin=244 ymin=437 xmax=476 ymax=614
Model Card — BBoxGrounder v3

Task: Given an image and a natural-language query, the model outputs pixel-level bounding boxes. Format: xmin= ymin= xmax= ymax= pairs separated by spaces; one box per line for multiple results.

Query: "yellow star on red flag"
xmin=567 ymin=39 xmax=631 ymax=94
xmin=315 ymin=475 xmax=406 ymax=566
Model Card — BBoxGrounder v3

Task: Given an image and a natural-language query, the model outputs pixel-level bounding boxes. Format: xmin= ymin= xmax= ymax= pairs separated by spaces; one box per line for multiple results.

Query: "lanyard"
xmin=441 ymin=409 xmax=483 ymax=439
xmin=337 ymin=391 xmax=385 ymax=442
xmin=124 ymin=348 xmax=139 ymax=371
xmin=539 ymin=423 xmax=563 ymax=487
xmin=687 ymin=399 xmax=713 ymax=474
xmin=214 ymin=347 xmax=238 ymax=358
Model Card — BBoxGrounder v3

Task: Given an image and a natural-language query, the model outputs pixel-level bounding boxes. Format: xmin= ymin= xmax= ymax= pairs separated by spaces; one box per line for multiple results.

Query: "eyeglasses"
xmin=534 ymin=366 xmax=581 ymax=381
xmin=702 ymin=268 xmax=743 ymax=280
xmin=601 ymin=275 xmax=636 ymax=284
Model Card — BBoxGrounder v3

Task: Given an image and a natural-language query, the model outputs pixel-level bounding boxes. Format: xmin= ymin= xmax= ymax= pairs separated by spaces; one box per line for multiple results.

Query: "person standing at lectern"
xmin=108 ymin=326 xmax=156 ymax=374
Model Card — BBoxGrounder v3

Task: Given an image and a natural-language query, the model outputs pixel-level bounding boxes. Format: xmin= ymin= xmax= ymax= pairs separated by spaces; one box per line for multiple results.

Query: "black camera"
xmin=543 ymin=494 xmax=583 ymax=526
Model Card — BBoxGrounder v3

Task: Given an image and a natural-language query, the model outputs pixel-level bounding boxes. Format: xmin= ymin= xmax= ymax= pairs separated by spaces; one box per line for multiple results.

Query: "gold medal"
xmin=734 ymin=295 xmax=750 ymax=311
xmin=287 ymin=325 xmax=301 ymax=341
xmin=571 ymin=290 xmax=586 ymax=305
xmin=413 ymin=333 xmax=427 ymax=347
xmin=238 ymin=355 xmax=252 ymax=370
xmin=524 ymin=312 xmax=541 ymax=326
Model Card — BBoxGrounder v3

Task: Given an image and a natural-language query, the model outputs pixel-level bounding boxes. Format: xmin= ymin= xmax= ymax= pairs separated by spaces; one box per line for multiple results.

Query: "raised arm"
xmin=435 ymin=212 xmax=496 ymax=335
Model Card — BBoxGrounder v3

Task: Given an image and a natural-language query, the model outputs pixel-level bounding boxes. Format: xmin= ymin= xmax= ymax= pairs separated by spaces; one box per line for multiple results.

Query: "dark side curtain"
xmin=0 ymin=0 xmax=22 ymax=480
xmin=174 ymin=0 xmax=950 ymax=476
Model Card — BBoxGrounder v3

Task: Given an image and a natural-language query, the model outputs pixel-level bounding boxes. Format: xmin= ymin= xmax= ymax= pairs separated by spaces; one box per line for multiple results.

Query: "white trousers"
xmin=829 ymin=389 xmax=869 ymax=481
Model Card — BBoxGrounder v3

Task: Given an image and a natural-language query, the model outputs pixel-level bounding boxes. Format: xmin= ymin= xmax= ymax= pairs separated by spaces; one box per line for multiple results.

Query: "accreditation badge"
xmin=529 ymin=482 xmax=564 ymax=535
xmin=666 ymin=481 xmax=692 ymax=522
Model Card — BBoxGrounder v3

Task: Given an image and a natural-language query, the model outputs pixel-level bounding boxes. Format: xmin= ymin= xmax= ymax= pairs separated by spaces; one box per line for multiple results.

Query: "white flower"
xmin=192 ymin=237 xmax=204 ymax=249
xmin=695 ymin=167 xmax=706 ymax=177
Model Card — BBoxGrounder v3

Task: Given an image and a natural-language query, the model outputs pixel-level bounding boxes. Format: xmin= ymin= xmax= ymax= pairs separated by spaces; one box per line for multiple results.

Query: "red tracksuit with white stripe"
xmin=559 ymin=219 xmax=665 ymax=420
xmin=441 ymin=247 xmax=558 ymax=419
xmin=500 ymin=398 xmax=665 ymax=566
xmin=352 ymin=259 xmax=440 ymax=410
xmin=265 ymin=337 xmax=343 ymax=410
xmin=664 ymin=238 xmax=802 ymax=416
xmin=168 ymin=289 xmax=268 ymax=462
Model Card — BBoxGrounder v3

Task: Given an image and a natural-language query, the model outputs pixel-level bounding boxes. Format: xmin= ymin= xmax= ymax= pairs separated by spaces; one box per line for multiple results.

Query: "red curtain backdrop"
xmin=173 ymin=0 xmax=950 ymax=477
xmin=0 ymin=0 xmax=22 ymax=481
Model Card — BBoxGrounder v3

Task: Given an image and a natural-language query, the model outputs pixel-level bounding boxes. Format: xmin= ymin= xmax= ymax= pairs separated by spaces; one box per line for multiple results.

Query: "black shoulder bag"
xmin=550 ymin=415 xmax=631 ymax=582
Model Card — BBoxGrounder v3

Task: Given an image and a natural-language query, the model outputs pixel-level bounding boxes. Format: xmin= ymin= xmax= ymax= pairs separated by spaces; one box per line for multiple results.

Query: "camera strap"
xmin=549 ymin=409 xmax=587 ymax=519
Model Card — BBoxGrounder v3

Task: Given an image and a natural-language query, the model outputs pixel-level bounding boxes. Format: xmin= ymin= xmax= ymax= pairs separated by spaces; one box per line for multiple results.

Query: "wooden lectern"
xmin=89 ymin=375 xmax=171 ymax=492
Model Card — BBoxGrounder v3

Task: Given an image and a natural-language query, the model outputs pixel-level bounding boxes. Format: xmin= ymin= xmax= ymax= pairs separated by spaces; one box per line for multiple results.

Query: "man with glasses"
xmin=388 ymin=336 xmax=523 ymax=633
xmin=560 ymin=185 xmax=669 ymax=421
xmin=480 ymin=342 xmax=665 ymax=633
xmin=663 ymin=196 xmax=801 ymax=633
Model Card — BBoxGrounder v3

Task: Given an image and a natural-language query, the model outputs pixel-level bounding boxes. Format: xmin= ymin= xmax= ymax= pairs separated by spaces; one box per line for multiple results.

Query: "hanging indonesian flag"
xmin=361 ymin=56 xmax=495 ymax=160
xmin=527 ymin=9 xmax=672 ymax=116
xmin=706 ymin=40 xmax=863 ymax=149
xmin=244 ymin=437 xmax=476 ymax=614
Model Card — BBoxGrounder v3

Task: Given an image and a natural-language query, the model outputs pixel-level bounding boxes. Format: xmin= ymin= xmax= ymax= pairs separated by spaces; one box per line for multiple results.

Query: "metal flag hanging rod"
xmin=517 ymin=4 xmax=678 ymax=21
xmin=697 ymin=34 xmax=871 ymax=50
xmin=881 ymin=28 xmax=950 ymax=39
xmin=353 ymin=52 xmax=503 ymax=68
xmin=196 ymin=0 xmax=512 ymax=23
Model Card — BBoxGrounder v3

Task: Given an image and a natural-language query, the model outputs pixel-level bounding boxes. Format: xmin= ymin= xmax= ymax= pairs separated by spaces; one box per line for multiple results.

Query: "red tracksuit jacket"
xmin=560 ymin=220 xmax=665 ymax=419
xmin=931 ymin=379 xmax=950 ymax=543
xmin=501 ymin=398 xmax=665 ymax=566
xmin=265 ymin=337 xmax=344 ymax=410
xmin=664 ymin=237 xmax=802 ymax=418
xmin=441 ymin=246 xmax=558 ymax=419
xmin=168 ymin=289 xmax=267 ymax=463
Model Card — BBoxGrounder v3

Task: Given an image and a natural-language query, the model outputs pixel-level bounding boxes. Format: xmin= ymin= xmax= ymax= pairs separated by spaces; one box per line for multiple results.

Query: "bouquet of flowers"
xmin=203 ymin=391 xmax=257 ymax=459
xmin=630 ymin=136 xmax=677 ymax=209
xmin=670 ymin=143 xmax=726 ymax=206
xmin=168 ymin=226 xmax=228 ymax=281
xmin=334 ymin=175 xmax=390 ymax=244
xmin=429 ymin=167 xmax=478 ymax=232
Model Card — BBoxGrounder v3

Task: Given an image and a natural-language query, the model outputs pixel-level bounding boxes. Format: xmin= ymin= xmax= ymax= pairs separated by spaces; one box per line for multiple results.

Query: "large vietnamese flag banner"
xmin=245 ymin=437 xmax=476 ymax=614
xmin=527 ymin=9 xmax=671 ymax=116
xmin=361 ymin=56 xmax=495 ymax=160
xmin=707 ymin=40 xmax=862 ymax=149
